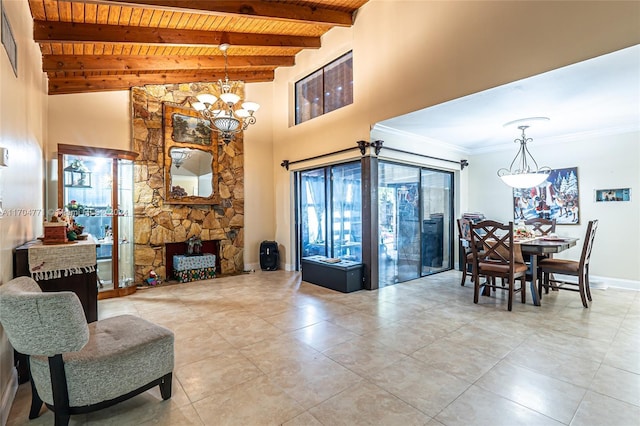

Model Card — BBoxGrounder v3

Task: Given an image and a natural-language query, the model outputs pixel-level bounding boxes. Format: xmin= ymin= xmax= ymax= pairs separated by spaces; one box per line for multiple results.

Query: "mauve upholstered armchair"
xmin=0 ymin=276 xmax=174 ymax=426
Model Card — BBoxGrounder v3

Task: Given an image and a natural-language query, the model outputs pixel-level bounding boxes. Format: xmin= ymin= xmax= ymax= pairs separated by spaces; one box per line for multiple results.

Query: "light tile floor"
xmin=7 ymin=270 xmax=640 ymax=425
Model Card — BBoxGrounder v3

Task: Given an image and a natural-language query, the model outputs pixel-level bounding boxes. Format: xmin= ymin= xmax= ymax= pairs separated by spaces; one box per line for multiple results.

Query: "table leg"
xmin=529 ymin=254 xmax=540 ymax=306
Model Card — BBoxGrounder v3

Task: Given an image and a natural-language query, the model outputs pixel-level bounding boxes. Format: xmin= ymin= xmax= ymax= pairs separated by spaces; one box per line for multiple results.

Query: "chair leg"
xmin=159 ymin=373 xmax=173 ymax=400
xmin=27 ymin=357 xmax=43 ymax=419
xmin=489 ymin=277 xmax=496 ymax=294
xmin=460 ymin=262 xmax=467 ymax=286
xmin=473 ymin=271 xmax=480 ymax=304
xmin=48 ymin=355 xmax=71 ymax=426
xmin=54 ymin=412 xmax=71 ymax=426
xmin=578 ymin=276 xmax=589 ymax=308
xmin=507 ymin=278 xmax=513 ymax=311
xmin=29 ymin=383 xmax=43 ymax=419
xmin=520 ymin=276 xmax=526 ymax=304
xmin=585 ymin=268 xmax=593 ymax=302
xmin=541 ymin=271 xmax=549 ymax=294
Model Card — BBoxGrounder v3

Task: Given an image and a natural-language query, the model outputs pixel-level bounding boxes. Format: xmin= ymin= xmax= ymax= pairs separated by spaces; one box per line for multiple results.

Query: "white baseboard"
xmin=248 ymin=262 xmax=639 ymax=291
xmin=244 ymin=262 xmax=260 ymax=272
xmin=1 ymin=368 xmax=18 ymax=426
xmin=590 ymin=275 xmax=640 ymax=291
xmin=549 ymin=274 xmax=640 ymax=291
xmin=244 ymin=262 xmax=293 ymax=272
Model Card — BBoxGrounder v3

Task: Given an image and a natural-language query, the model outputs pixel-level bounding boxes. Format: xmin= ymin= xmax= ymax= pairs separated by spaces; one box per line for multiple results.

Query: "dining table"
xmin=517 ymin=236 xmax=579 ymax=306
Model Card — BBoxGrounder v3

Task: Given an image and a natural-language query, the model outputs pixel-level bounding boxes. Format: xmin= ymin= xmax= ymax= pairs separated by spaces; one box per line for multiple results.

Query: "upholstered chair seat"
xmin=0 ymin=276 xmax=174 ymax=426
xmin=29 ymin=315 xmax=174 ymax=408
xmin=478 ymin=261 xmax=528 ymax=274
xmin=537 ymin=258 xmax=581 ymax=274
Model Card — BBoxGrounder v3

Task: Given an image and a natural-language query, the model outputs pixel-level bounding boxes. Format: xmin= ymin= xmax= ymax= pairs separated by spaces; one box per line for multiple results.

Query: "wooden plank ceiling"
xmin=28 ymin=0 xmax=369 ymax=94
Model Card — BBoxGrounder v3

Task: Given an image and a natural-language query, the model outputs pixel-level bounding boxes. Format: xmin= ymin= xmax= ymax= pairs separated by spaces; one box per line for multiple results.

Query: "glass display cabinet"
xmin=58 ymin=144 xmax=138 ymax=299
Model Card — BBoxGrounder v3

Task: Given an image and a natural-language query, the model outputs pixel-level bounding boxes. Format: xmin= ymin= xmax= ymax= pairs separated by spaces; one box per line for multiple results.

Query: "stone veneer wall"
xmin=131 ymin=84 xmax=244 ymax=284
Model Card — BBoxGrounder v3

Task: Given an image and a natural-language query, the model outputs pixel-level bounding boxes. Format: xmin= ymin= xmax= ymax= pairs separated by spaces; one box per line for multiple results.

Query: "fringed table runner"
xmin=28 ymin=240 xmax=97 ymax=280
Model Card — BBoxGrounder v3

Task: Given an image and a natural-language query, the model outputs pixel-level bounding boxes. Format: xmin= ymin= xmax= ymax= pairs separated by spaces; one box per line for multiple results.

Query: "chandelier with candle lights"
xmin=191 ymin=44 xmax=260 ymax=144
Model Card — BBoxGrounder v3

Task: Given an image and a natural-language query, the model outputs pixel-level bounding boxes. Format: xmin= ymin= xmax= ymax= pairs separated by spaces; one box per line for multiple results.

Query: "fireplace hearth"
xmin=165 ymin=240 xmax=221 ymax=281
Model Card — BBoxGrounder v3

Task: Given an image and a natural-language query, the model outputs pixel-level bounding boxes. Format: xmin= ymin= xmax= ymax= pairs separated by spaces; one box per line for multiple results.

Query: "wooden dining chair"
xmin=524 ymin=218 xmax=556 ymax=236
xmin=524 ymin=218 xmax=557 ymax=289
xmin=457 ymin=218 xmax=474 ymax=286
xmin=469 ymin=220 xmax=527 ymax=311
xmin=538 ymin=220 xmax=599 ymax=308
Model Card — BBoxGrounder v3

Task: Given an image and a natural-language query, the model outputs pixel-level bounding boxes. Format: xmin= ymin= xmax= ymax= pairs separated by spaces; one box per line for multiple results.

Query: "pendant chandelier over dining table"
xmin=497 ymin=119 xmax=551 ymax=188
xmin=191 ymin=43 xmax=260 ymax=144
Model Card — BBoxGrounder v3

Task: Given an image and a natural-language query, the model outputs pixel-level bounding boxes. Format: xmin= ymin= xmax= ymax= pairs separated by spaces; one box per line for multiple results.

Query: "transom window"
xmin=295 ymin=51 xmax=353 ymax=125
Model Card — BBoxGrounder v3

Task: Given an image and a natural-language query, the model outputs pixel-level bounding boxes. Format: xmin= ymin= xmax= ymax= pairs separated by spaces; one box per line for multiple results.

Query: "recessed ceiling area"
xmin=374 ymin=44 xmax=640 ymax=155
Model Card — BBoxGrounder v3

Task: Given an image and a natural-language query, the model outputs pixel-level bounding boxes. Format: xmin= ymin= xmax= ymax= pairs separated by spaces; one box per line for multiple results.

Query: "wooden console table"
xmin=14 ymin=238 xmax=98 ymax=322
xmin=13 ymin=238 xmax=99 ymax=384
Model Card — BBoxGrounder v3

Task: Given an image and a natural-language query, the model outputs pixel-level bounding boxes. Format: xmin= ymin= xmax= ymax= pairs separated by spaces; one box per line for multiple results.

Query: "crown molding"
xmin=371 ymin=124 xmax=471 ymax=155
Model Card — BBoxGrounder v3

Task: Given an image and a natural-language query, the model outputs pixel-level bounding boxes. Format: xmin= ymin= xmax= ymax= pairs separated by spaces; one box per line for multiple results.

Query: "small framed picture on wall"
xmin=595 ymin=188 xmax=631 ymax=202
xmin=1 ymin=0 xmax=17 ymax=77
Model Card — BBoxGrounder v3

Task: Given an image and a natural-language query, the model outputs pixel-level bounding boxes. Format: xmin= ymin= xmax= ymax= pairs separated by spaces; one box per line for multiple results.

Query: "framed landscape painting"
xmin=513 ymin=167 xmax=580 ymax=225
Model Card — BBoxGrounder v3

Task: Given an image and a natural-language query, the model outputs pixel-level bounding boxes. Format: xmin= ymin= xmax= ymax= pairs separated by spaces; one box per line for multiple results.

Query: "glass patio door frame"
xmin=294 ymin=161 xmax=363 ymax=269
xmin=377 ymin=159 xmax=454 ymax=287
xmin=293 ymin=157 xmax=454 ymax=289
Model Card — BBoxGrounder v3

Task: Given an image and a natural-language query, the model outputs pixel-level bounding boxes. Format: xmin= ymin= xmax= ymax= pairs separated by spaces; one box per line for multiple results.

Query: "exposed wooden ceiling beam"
xmin=43 ymin=55 xmax=295 ymax=72
xmin=65 ymin=0 xmax=353 ymax=26
xmin=34 ymin=20 xmax=322 ymax=48
xmin=48 ymin=70 xmax=275 ymax=94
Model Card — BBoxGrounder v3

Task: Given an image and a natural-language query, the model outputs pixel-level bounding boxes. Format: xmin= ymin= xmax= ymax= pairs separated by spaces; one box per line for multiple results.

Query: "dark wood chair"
xmin=524 ymin=218 xmax=556 ymax=236
xmin=524 ymin=218 xmax=557 ymax=290
xmin=469 ymin=220 xmax=527 ymax=311
xmin=457 ymin=218 xmax=473 ymax=286
xmin=538 ymin=220 xmax=599 ymax=308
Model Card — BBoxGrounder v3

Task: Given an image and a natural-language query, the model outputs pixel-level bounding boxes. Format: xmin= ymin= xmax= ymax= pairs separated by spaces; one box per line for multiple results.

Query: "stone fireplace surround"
xmin=131 ymin=84 xmax=244 ymax=284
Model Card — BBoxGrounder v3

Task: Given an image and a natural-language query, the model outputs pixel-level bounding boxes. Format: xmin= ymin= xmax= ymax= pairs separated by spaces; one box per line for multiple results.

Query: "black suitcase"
xmin=260 ymin=241 xmax=279 ymax=271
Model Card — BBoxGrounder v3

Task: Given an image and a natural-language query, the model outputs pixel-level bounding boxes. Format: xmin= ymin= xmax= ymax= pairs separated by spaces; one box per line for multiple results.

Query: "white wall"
xmin=0 ymin=0 xmax=48 ymax=421
xmin=46 ymin=91 xmax=131 ymax=211
xmin=47 ymin=91 xmax=131 ymax=153
xmin=270 ymin=0 xmax=640 ymax=269
xmin=469 ymin=131 xmax=640 ymax=285
xmin=243 ymin=82 xmax=276 ymax=268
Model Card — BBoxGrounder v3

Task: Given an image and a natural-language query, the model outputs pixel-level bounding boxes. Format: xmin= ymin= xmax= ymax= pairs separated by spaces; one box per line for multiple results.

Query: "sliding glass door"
xmin=378 ymin=161 xmax=453 ymax=287
xmin=332 ymin=163 xmax=362 ymax=261
xmin=296 ymin=159 xmax=452 ymax=288
xmin=298 ymin=162 xmax=362 ymax=262
xmin=421 ymin=169 xmax=453 ymax=275
xmin=378 ymin=163 xmax=421 ymax=286
xmin=300 ymin=168 xmax=327 ymax=258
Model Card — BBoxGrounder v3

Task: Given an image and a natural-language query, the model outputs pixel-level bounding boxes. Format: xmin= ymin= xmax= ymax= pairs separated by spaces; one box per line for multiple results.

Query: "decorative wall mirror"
xmin=163 ymin=104 xmax=218 ymax=204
